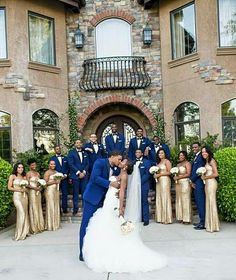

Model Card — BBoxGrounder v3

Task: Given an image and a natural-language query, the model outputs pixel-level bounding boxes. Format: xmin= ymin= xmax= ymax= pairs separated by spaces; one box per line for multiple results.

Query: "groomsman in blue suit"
xmin=105 ymin=123 xmax=125 ymax=156
xmin=68 ymin=139 xmax=89 ymax=215
xmin=50 ymin=145 xmax=70 ymax=213
xmin=135 ymin=149 xmax=152 ymax=226
xmin=148 ymin=135 xmax=171 ymax=164
xmin=128 ymin=128 xmax=151 ymax=161
xmin=84 ymin=134 xmax=107 ymax=173
xmin=79 ymin=151 xmax=122 ymax=261
xmin=190 ymin=142 xmax=206 ymax=230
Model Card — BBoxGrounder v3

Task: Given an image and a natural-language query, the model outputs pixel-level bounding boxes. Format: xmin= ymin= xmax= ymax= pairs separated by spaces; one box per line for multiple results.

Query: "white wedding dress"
xmin=82 ymin=165 xmax=167 ymax=273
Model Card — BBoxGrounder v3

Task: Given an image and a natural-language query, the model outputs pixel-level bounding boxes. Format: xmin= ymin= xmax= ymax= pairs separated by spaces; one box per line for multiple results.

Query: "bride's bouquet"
xmin=196 ymin=167 xmax=207 ymax=184
xmin=36 ymin=179 xmax=46 ymax=195
xmin=20 ymin=180 xmax=29 ymax=198
xmin=149 ymin=166 xmax=160 ymax=182
xmin=52 ymin=172 xmax=64 ymax=190
xmin=170 ymin=167 xmax=179 ymax=184
xmin=114 ymin=207 xmax=135 ymax=234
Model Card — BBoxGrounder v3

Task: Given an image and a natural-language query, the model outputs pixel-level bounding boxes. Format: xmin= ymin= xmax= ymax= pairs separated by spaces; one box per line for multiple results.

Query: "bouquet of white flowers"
xmin=170 ymin=167 xmax=179 ymax=183
xmin=114 ymin=207 xmax=135 ymax=234
xmin=149 ymin=166 xmax=160 ymax=182
xmin=52 ymin=173 xmax=64 ymax=190
xmin=36 ymin=179 xmax=46 ymax=195
xmin=196 ymin=167 xmax=207 ymax=184
xmin=20 ymin=180 xmax=28 ymax=198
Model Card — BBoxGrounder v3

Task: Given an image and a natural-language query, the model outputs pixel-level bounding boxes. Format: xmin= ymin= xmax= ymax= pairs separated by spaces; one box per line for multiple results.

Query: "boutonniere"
xmin=114 ymin=167 xmax=117 ymax=170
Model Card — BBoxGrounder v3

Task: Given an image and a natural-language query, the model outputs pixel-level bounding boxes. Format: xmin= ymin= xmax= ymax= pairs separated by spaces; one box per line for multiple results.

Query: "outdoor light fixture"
xmin=74 ymin=25 xmax=84 ymax=49
xmin=143 ymin=23 xmax=152 ymax=45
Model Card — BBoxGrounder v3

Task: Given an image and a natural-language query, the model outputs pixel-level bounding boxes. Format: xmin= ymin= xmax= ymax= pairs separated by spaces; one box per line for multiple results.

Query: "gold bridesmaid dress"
xmin=176 ymin=166 xmax=192 ymax=223
xmin=13 ymin=179 xmax=30 ymax=240
xmin=29 ymin=177 xmax=44 ymax=233
xmin=44 ymin=175 xmax=60 ymax=231
xmin=205 ymin=164 xmax=220 ymax=232
xmin=155 ymin=164 xmax=173 ymax=224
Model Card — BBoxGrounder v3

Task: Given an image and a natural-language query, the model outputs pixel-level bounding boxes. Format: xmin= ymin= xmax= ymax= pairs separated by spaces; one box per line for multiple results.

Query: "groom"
xmin=79 ymin=150 xmax=122 ymax=261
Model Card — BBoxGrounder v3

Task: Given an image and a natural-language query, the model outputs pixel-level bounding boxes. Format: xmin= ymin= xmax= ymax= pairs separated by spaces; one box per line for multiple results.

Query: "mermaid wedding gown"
xmin=82 ymin=165 xmax=167 ymax=273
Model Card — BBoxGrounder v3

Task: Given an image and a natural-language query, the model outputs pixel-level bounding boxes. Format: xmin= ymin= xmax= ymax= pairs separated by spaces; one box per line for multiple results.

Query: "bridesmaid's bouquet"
xmin=52 ymin=173 xmax=64 ymax=190
xmin=170 ymin=167 xmax=179 ymax=184
xmin=20 ymin=180 xmax=29 ymax=198
xmin=36 ymin=179 xmax=46 ymax=195
xmin=196 ymin=167 xmax=207 ymax=184
xmin=149 ymin=166 xmax=160 ymax=182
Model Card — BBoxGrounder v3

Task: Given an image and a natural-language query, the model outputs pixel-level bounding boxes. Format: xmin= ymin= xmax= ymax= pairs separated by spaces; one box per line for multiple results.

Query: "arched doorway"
xmin=96 ymin=115 xmax=139 ymax=148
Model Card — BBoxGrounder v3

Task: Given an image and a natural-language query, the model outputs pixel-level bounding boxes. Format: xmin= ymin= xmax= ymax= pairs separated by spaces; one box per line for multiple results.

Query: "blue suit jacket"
xmin=137 ymin=158 xmax=152 ymax=189
xmin=190 ymin=153 xmax=205 ymax=187
xmin=148 ymin=143 xmax=171 ymax=164
xmin=67 ymin=149 xmax=89 ymax=180
xmin=83 ymin=158 xmax=120 ymax=206
xmin=105 ymin=133 xmax=125 ymax=155
xmin=128 ymin=137 xmax=151 ymax=161
xmin=84 ymin=142 xmax=107 ymax=172
xmin=50 ymin=155 xmax=69 ymax=175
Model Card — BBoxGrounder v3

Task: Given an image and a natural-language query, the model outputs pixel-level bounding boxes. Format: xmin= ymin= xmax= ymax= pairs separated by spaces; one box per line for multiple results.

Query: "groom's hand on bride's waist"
xmin=110 ymin=180 xmax=120 ymax=189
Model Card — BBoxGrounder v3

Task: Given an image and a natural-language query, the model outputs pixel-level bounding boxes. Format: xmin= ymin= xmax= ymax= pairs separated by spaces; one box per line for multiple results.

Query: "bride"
xmin=82 ymin=159 xmax=167 ymax=273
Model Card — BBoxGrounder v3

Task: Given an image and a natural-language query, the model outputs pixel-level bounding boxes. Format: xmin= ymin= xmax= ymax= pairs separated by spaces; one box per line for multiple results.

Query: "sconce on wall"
xmin=143 ymin=23 xmax=152 ymax=46
xmin=74 ymin=25 xmax=84 ymax=48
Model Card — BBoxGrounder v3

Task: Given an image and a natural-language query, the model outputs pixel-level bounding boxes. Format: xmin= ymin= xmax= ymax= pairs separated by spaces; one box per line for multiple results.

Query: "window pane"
xmin=29 ymin=13 xmax=55 ymax=65
xmin=175 ymin=102 xmax=199 ymax=122
xmin=0 ymin=8 xmax=7 ymax=59
xmin=223 ymin=119 xmax=236 ymax=146
xmin=176 ymin=122 xmax=200 ymax=142
xmin=171 ymin=3 xmax=196 ymax=59
xmin=0 ymin=111 xmax=11 ymax=127
xmin=0 ymin=129 xmax=11 ymax=162
xmin=222 ymin=99 xmax=236 ymax=117
xmin=219 ymin=0 xmax=236 ymax=47
xmin=33 ymin=109 xmax=58 ymax=128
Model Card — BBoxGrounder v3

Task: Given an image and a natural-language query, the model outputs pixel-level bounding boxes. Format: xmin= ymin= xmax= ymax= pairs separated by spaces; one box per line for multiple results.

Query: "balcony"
xmin=79 ymin=56 xmax=151 ymax=91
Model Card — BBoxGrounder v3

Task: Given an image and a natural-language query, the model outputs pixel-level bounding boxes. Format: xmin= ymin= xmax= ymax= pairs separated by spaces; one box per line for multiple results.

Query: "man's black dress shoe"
xmin=73 ymin=210 xmax=78 ymax=215
xmin=194 ymin=224 xmax=205 ymax=230
xmin=193 ymin=222 xmax=200 ymax=227
xmin=63 ymin=210 xmax=68 ymax=214
xmin=143 ymin=221 xmax=149 ymax=226
xmin=79 ymin=255 xmax=84 ymax=262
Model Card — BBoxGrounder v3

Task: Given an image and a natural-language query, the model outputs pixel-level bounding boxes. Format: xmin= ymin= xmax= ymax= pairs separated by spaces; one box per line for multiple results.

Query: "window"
xmin=174 ymin=102 xmax=200 ymax=146
xmin=0 ymin=8 xmax=7 ymax=59
xmin=28 ymin=12 xmax=55 ymax=65
xmin=218 ymin=0 xmax=236 ymax=47
xmin=170 ymin=2 xmax=196 ymax=59
xmin=33 ymin=109 xmax=59 ymax=154
xmin=0 ymin=111 xmax=11 ymax=162
xmin=222 ymin=99 xmax=236 ymax=147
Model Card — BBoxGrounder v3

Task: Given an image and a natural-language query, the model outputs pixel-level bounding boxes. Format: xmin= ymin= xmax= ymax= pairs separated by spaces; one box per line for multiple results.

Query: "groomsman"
xmin=68 ymin=139 xmax=89 ymax=215
xmin=135 ymin=149 xmax=151 ymax=226
xmin=50 ymin=145 xmax=70 ymax=213
xmin=84 ymin=134 xmax=107 ymax=173
xmin=105 ymin=123 xmax=125 ymax=156
xmin=148 ymin=135 xmax=171 ymax=164
xmin=190 ymin=142 xmax=205 ymax=230
xmin=128 ymin=128 xmax=151 ymax=161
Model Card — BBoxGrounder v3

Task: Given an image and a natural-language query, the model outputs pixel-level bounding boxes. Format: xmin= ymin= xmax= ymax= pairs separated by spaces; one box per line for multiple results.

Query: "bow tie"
xmin=77 ymin=149 xmax=82 ymax=152
xmin=112 ymin=133 xmax=118 ymax=136
xmin=56 ymin=155 xmax=62 ymax=157
xmin=155 ymin=144 xmax=160 ymax=148
xmin=136 ymin=159 xmax=141 ymax=161
xmin=92 ymin=142 xmax=98 ymax=145
xmin=137 ymin=137 xmax=142 ymax=140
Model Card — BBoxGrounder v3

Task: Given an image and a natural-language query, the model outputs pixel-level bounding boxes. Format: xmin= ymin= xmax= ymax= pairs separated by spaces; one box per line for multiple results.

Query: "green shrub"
xmin=215 ymin=147 xmax=236 ymax=222
xmin=0 ymin=157 xmax=14 ymax=228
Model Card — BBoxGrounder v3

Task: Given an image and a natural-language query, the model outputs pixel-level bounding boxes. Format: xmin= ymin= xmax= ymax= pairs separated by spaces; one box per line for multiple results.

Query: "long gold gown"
xmin=175 ymin=166 xmax=192 ymax=223
xmin=13 ymin=179 xmax=30 ymax=240
xmin=28 ymin=177 xmax=44 ymax=233
xmin=155 ymin=163 xmax=172 ymax=224
xmin=205 ymin=164 xmax=220 ymax=232
xmin=44 ymin=175 xmax=60 ymax=231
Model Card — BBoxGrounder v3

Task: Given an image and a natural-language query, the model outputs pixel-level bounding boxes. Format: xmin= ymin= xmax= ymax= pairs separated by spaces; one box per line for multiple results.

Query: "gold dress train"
xmin=205 ymin=164 xmax=220 ymax=232
xmin=175 ymin=166 xmax=192 ymax=223
xmin=155 ymin=164 xmax=172 ymax=224
xmin=13 ymin=179 xmax=30 ymax=240
xmin=44 ymin=175 xmax=60 ymax=231
xmin=28 ymin=177 xmax=44 ymax=233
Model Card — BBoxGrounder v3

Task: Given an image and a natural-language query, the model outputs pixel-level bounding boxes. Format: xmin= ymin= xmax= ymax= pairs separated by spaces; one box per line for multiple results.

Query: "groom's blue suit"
xmin=79 ymin=158 xmax=120 ymax=259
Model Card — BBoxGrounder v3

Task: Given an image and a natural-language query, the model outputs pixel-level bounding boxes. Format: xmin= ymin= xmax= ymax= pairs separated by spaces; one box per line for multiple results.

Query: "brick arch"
xmin=90 ymin=10 xmax=136 ymax=26
xmin=77 ymin=96 xmax=157 ymax=130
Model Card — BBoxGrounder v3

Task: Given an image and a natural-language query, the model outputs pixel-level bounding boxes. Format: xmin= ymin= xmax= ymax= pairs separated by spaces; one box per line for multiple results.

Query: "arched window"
xmin=33 ymin=109 xmax=59 ymax=154
xmin=0 ymin=111 xmax=11 ymax=162
xmin=174 ymin=102 xmax=200 ymax=146
xmin=96 ymin=18 xmax=131 ymax=58
xmin=222 ymin=99 xmax=236 ymax=147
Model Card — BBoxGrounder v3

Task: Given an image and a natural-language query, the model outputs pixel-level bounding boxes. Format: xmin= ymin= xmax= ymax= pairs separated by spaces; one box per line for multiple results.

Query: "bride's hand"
xmin=119 ymin=208 xmax=124 ymax=217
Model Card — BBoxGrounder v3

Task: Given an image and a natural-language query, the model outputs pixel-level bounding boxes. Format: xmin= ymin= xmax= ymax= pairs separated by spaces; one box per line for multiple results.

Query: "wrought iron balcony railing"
xmin=79 ymin=56 xmax=151 ymax=91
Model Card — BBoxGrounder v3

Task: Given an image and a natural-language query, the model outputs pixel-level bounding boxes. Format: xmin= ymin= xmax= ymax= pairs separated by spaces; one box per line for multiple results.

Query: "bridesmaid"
xmin=26 ymin=159 xmax=44 ymax=234
xmin=8 ymin=162 xmax=30 ymax=240
xmin=174 ymin=151 xmax=192 ymax=224
xmin=155 ymin=148 xmax=173 ymax=224
xmin=44 ymin=160 xmax=61 ymax=231
xmin=201 ymin=146 xmax=220 ymax=233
